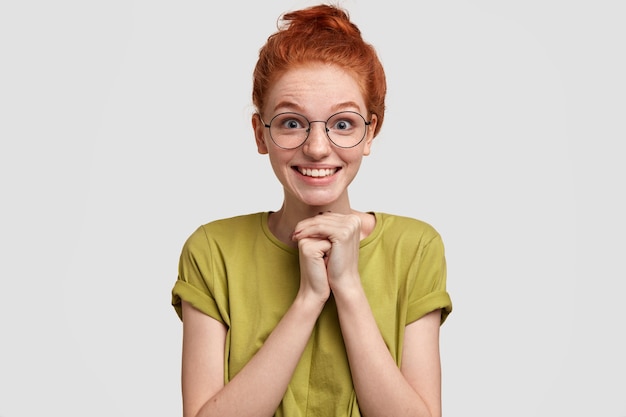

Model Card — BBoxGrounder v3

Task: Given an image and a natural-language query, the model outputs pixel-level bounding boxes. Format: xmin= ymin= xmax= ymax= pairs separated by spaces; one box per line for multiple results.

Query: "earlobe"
xmin=252 ymin=114 xmax=269 ymax=155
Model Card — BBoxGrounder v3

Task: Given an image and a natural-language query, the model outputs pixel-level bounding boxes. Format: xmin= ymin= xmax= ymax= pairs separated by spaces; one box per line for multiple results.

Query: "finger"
xmin=297 ymin=237 xmax=332 ymax=258
xmin=294 ymin=215 xmax=360 ymax=242
xmin=293 ymin=213 xmax=351 ymax=239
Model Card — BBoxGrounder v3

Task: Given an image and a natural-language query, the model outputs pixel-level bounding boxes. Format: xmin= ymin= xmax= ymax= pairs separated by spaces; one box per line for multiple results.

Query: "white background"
xmin=1 ymin=1 xmax=624 ymax=416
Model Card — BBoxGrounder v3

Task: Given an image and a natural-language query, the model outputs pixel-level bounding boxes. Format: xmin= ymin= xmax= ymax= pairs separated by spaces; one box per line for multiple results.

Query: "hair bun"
xmin=280 ymin=4 xmax=361 ymax=38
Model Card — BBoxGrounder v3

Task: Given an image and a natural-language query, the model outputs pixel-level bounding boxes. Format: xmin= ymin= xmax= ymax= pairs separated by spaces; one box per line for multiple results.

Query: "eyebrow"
xmin=272 ymin=100 xmax=363 ymax=115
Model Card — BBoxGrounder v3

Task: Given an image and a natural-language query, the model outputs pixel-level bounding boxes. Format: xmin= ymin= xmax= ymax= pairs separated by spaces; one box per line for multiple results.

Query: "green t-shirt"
xmin=172 ymin=211 xmax=452 ymax=417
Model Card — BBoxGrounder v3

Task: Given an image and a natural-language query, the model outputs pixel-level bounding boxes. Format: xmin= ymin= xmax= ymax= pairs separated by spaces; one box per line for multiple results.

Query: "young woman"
xmin=171 ymin=4 xmax=452 ymax=417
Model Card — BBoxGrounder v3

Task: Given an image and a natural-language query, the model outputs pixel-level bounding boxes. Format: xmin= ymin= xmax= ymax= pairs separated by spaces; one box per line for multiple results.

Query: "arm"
xmin=293 ymin=212 xmax=444 ymax=417
xmin=180 ymin=233 xmax=332 ymax=417
xmin=181 ymin=293 xmax=325 ymax=417
xmin=333 ymin=288 xmax=443 ymax=417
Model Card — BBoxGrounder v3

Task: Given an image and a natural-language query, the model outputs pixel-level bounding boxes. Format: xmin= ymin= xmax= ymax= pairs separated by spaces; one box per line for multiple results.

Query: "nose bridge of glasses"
xmin=306 ymin=120 xmax=331 ymax=143
xmin=307 ymin=119 xmax=330 ymax=132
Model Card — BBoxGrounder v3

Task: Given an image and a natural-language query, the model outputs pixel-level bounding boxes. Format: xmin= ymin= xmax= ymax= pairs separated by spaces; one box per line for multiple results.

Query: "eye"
xmin=273 ymin=113 xmax=308 ymax=130
xmin=332 ymin=119 xmax=353 ymax=130
xmin=328 ymin=112 xmax=361 ymax=133
xmin=285 ymin=119 xmax=303 ymax=129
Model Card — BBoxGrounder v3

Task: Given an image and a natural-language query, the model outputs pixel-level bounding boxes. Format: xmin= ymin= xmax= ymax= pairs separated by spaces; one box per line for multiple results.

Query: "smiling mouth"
xmin=295 ymin=167 xmax=339 ymax=178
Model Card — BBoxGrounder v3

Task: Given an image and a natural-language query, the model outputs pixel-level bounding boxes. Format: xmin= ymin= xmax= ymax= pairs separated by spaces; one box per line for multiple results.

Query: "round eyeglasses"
xmin=262 ymin=111 xmax=371 ymax=149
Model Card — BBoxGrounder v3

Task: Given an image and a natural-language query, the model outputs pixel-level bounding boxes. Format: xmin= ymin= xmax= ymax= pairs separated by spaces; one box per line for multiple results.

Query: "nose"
xmin=303 ymin=121 xmax=332 ymax=159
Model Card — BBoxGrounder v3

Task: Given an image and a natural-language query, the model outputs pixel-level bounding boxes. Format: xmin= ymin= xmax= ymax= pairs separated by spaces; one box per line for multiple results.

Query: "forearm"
xmin=194 ymin=296 xmax=324 ymax=417
xmin=333 ymin=285 xmax=437 ymax=417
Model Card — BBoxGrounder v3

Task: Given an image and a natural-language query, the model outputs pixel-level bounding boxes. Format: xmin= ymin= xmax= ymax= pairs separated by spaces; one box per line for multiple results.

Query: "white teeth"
xmin=298 ymin=168 xmax=337 ymax=177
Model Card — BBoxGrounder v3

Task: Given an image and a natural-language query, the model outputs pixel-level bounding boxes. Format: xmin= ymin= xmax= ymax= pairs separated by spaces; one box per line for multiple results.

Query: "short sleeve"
xmin=406 ymin=233 xmax=452 ymax=325
xmin=171 ymin=226 xmax=225 ymax=324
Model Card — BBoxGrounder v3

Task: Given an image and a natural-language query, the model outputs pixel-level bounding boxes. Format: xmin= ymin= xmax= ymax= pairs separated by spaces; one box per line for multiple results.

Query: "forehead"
xmin=265 ymin=63 xmax=367 ymax=116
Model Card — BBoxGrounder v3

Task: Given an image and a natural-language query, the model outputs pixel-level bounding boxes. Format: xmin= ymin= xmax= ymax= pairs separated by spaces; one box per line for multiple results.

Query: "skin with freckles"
xmin=252 ymin=63 xmax=377 ymax=246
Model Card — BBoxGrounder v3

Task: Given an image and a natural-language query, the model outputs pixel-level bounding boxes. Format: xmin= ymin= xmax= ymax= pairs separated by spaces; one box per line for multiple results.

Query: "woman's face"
xmin=253 ymin=63 xmax=377 ymax=210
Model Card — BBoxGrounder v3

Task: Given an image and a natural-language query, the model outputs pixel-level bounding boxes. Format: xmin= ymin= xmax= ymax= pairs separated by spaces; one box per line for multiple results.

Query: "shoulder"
xmin=184 ymin=212 xmax=266 ymax=248
xmin=375 ymin=212 xmax=441 ymax=243
xmin=200 ymin=212 xmax=265 ymax=233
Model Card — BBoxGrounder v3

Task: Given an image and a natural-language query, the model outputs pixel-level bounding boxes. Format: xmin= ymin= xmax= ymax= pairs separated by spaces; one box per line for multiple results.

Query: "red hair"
xmin=252 ymin=4 xmax=387 ymax=136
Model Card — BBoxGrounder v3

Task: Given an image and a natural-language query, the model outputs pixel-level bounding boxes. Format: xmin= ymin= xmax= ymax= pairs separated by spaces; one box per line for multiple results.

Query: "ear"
xmin=252 ymin=113 xmax=269 ymax=155
xmin=362 ymin=113 xmax=378 ymax=156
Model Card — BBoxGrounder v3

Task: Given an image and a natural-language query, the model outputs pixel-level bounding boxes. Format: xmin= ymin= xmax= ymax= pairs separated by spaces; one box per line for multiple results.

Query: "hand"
xmin=292 ymin=212 xmax=362 ymax=293
xmin=294 ymin=233 xmax=332 ymax=303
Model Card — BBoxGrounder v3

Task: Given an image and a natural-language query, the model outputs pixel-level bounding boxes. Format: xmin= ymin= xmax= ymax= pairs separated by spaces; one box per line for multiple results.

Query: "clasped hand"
xmin=292 ymin=212 xmax=362 ymax=302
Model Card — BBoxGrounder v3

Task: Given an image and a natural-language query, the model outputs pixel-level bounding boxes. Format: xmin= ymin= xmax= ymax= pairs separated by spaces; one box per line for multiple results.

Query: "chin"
xmin=296 ymin=192 xmax=343 ymax=208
